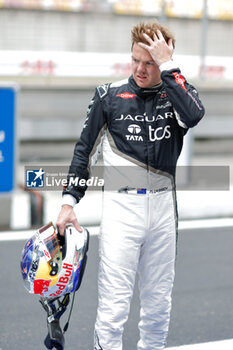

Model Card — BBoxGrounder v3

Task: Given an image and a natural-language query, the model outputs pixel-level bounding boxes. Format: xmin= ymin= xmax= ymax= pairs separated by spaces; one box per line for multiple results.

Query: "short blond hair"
xmin=131 ymin=21 xmax=175 ymax=49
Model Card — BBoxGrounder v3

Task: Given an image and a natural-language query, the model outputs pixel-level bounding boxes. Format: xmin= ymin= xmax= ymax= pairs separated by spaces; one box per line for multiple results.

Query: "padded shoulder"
xmin=97 ymin=83 xmax=110 ymax=98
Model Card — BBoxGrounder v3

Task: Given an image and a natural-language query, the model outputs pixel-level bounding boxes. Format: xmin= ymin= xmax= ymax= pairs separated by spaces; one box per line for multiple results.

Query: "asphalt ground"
xmin=0 ymin=224 xmax=233 ymax=350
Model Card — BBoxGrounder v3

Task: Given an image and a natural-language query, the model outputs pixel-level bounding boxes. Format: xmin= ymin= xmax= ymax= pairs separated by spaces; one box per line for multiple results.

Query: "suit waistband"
xmin=118 ymin=186 xmax=169 ymax=194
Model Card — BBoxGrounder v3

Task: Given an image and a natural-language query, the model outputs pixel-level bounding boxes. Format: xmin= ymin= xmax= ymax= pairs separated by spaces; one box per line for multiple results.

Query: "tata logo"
xmin=126 ymin=124 xmax=143 ymax=141
xmin=116 ymin=92 xmax=136 ymax=99
xmin=128 ymin=124 xmax=141 ymax=134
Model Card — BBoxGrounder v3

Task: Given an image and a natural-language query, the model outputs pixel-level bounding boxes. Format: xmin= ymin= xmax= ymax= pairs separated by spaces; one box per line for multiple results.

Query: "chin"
xmin=136 ymin=79 xmax=149 ymax=88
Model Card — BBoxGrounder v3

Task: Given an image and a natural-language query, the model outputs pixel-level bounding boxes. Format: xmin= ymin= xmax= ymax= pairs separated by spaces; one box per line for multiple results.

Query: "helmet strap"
xmin=40 ymin=293 xmax=75 ymax=350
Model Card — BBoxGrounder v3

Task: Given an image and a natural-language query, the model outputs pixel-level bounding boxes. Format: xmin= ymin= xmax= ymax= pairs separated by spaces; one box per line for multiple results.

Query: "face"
xmin=131 ymin=43 xmax=161 ymax=88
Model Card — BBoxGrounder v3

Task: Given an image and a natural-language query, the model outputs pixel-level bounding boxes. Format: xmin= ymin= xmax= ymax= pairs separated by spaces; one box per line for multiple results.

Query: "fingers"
xmin=137 ymin=33 xmax=152 ymax=50
xmin=73 ymin=218 xmax=83 ymax=233
xmin=144 ymin=30 xmax=163 ymax=45
xmin=141 ymin=30 xmax=171 ymax=48
xmin=56 ymin=204 xmax=82 ymax=235
xmin=155 ymin=29 xmax=164 ymax=41
xmin=142 ymin=32 xmax=154 ymax=46
xmin=56 ymin=221 xmax=66 ymax=236
xmin=168 ymin=38 xmax=174 ymax=50
xmin=137 ymin=29 xmax=173 ymax=66
xmin=137 ymin=41 xmax=149 ymax=50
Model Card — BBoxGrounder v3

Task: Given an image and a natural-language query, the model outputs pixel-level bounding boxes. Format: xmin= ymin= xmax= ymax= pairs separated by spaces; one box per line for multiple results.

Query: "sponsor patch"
xmin=172 ymin=72 xmax=187 ymax=91
xmin=116 ymin=92 xmax=136 ymax=99
xmin=137 ymin=188 xmax=147 ymax=194
xmin=126 ymin=124 xmax=143 ymax=141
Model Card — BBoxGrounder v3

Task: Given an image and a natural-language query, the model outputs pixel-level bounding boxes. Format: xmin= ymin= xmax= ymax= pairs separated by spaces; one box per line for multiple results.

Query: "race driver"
xmin=56 ymin=21 xmax=205 ymax=350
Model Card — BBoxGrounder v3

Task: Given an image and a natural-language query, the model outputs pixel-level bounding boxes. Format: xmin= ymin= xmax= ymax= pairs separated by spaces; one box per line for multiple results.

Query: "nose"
xmin=137 ymin=62 xmax=146 ymax=73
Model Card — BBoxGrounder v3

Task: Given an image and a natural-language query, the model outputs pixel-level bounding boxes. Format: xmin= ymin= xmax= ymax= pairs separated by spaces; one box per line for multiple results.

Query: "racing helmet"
xmin=20 ymin=222 xmax=89 ymax=298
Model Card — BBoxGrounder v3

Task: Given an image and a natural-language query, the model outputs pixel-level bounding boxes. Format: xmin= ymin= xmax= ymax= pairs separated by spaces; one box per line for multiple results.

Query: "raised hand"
xmin=138 ymin=30 xmax=174 ymax=66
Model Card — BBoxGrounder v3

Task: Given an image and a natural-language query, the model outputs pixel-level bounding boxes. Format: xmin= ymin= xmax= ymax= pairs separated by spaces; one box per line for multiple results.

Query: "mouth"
xmin=137 ymin=75 xmax=147 ymax=81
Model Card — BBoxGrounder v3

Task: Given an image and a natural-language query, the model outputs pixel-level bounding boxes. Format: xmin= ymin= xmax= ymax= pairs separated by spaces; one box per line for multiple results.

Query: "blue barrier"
xmin=0 ymin=83 xmax=19 ymax=193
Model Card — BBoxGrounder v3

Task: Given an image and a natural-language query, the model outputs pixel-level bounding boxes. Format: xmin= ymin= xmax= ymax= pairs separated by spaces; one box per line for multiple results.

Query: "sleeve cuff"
xmin=61 ymin=194 xmax=77 ymax=207
xmin=159 ymin=60 xmax=179 ymax=72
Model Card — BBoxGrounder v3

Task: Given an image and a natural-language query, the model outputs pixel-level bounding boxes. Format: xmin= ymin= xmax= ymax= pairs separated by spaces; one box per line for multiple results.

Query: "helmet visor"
xmin=37 ymin=222 xmax=60 ymax=260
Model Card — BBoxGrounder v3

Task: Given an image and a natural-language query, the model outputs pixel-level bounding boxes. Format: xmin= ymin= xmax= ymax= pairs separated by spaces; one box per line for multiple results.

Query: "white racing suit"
xmin=95 ymin=191 xmax=176 ymax=350
xmin=63 ymin=63 xmax=205 ymax=349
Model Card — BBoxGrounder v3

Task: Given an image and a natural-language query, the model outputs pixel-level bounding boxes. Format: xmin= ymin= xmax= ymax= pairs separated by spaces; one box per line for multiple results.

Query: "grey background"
xmin=0 ymin=225 xmax=233 ymax=349
xmin=1 ymin=10 xmax=233 ymax=56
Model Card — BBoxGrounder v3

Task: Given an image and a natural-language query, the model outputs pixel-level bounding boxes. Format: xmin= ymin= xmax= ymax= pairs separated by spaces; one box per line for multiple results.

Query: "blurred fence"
xmin=1 ymin=0 xmax=233 ymax=20
xmin=1 ymin=8 xmax=233 ymax=56
xmin=0 ymin=51 xmax=232 ymax=80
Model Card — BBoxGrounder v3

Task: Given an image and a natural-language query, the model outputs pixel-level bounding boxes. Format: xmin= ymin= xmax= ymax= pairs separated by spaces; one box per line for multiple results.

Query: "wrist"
xmin=61 ymin=194 xmax=77 ymax=207
xmin=159 ymin=60 xmax=179 ymax=72
xmin=61 ymin=204 xmax=73 ymax=209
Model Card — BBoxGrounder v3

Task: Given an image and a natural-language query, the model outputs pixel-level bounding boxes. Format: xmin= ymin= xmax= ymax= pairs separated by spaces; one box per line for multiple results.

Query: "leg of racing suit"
xmin=94 ymin=189 xmax=176 ymax=350
xmin=137 ymin=191 xmax=176 ymax=350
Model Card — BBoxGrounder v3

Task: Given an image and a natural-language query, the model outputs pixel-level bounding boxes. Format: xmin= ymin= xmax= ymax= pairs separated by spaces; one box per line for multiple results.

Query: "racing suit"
xmin=63 ymin=61 xmax=205 ymax=350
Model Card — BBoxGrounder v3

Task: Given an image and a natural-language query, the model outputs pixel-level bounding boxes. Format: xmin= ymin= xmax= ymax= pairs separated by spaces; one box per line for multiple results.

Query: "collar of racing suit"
xmin=129 ymin=75 xmax=163 ymax=98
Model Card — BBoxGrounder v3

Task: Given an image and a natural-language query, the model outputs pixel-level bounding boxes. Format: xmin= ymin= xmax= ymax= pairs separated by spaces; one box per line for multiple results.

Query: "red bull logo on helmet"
xmin=34 ymin=279 xmax=52 ymax=295
xmin=49 ymin=263 xmax=73 ymax=298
